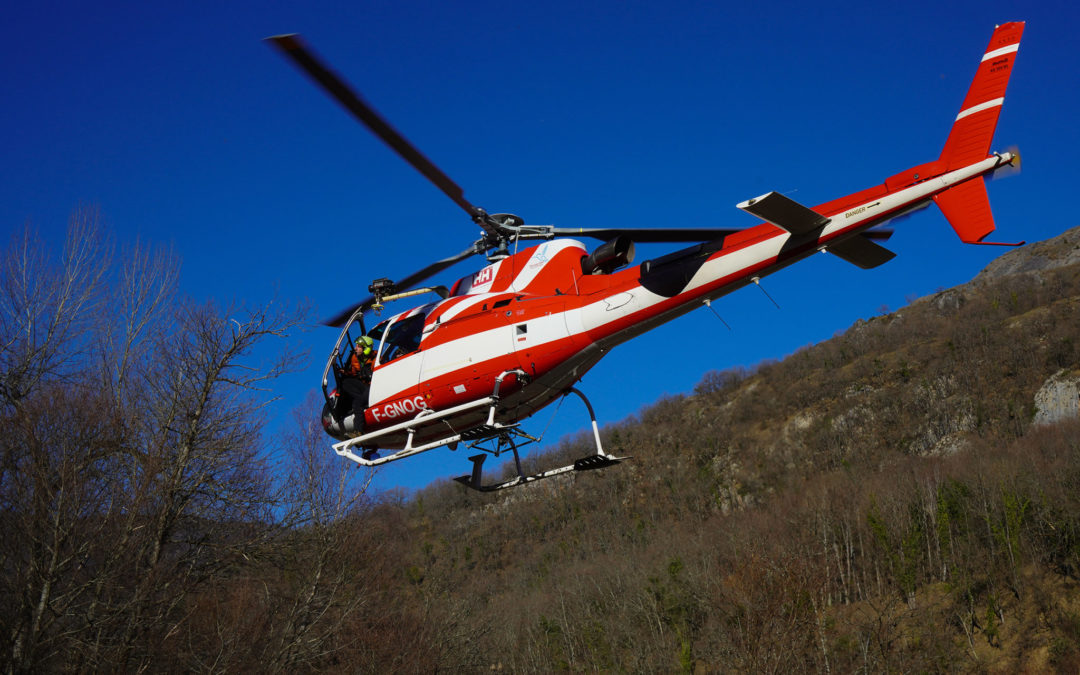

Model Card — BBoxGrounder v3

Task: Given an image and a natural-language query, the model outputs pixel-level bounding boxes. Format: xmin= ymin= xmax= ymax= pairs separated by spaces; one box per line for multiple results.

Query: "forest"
xmin=3 ymin=210 xmax=1080 ymax=672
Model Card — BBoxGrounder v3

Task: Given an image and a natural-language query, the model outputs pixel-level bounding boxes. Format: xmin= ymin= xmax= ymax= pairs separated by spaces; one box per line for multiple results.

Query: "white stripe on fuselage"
xmin=370 ymin=322 xmax=510 ymax=402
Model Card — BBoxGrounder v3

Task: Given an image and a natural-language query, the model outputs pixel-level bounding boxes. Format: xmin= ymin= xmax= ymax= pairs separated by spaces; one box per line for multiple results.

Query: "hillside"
xmin=4 ymin=221 xmax=1080 ymax=672
xmin=354 ymin=225 xmax=1080 ymax=672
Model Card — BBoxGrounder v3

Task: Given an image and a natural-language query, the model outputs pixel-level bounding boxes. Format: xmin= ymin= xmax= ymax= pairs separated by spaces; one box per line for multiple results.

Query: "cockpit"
xmin=321 ymin=306 xmax=432 ymax=440
xmin=366 ymin=311 xmax=426 ymax=365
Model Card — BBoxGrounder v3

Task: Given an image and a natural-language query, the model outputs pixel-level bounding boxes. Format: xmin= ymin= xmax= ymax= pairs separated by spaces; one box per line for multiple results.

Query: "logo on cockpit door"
xmin=473 ymin=266 xmax=494 ymax=286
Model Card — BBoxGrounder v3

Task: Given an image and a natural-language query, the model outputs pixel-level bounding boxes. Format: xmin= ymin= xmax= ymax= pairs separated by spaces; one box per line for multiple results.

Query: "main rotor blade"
xmin=266 ymin=34 xmax=497 ymax=236
xmin=551 ymin=227 xmax=740 ymax=243
xmin=551 ymin=226 xmax=894 ymax=243
xmin=323 ymin=245 xmax=477 ymax=326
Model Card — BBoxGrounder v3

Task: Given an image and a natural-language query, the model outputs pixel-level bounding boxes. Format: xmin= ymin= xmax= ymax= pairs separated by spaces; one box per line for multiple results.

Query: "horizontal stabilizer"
xmin=933 ymin=177 xmax=995 ymax=243
xmin=737 ymin=191 xmax=830 ymax=234
xmin=828 ymin=234 xmax=896 ymax=269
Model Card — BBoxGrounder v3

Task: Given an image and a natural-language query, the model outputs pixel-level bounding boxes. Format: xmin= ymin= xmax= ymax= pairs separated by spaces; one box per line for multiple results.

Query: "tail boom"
xmin=815 ymin=152 xmax=1013 ymax=250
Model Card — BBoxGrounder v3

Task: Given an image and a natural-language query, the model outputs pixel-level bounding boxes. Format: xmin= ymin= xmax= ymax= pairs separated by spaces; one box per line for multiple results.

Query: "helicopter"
xmin=267 ymin=22 xmax=1024 ymax=491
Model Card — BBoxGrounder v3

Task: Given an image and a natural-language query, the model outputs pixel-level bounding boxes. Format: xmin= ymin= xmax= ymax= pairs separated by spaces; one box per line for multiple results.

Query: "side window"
xmin=377 ymin=313 xmax=427 ymax=365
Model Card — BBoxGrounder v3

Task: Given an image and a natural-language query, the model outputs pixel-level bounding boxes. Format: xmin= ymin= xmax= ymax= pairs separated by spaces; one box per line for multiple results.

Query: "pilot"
xmin=338 ymin=335 xmax=376 ymax=428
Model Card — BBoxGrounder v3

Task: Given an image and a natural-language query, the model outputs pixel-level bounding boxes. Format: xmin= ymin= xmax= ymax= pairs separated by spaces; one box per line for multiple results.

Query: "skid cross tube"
xmin=454 ymin=386 xmax=629 ymax=492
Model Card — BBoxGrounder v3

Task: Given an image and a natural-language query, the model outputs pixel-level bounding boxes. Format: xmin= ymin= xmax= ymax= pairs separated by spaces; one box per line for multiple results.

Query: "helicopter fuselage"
xmin=327 ymin=150 xmax=1011 ymax=451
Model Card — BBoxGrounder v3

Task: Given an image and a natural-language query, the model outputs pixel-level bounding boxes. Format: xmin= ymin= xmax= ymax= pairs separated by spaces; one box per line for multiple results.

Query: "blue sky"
xmin=3 ymin=0 xmax=1077 ymax=492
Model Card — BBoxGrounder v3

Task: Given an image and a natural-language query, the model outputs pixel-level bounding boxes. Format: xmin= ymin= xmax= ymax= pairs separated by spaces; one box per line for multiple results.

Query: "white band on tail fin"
xmin=956 ymin=97 xmax=1004 ymax=121
xmin=981 ymin=44 xmax=1019 ymax=62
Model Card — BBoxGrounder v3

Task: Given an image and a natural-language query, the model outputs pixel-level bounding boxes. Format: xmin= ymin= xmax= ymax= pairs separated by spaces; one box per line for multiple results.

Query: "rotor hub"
xmin=488 ymin=213 xmax=524 ymax=229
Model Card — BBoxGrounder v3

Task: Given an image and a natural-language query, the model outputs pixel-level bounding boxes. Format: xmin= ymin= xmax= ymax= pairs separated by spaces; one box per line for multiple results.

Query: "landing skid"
xmin=453 ymin=388 xmax=628 ymax=492
xmin=331 ymin=372 xmax=627 ymax=491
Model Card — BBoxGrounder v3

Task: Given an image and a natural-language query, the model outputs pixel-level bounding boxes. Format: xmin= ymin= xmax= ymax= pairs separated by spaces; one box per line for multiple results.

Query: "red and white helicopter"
xmin=269 ymin=22 xmax=1024 ymax=491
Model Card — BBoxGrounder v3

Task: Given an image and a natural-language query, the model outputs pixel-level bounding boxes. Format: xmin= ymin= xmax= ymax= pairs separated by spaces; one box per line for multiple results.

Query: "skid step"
xmin=460 ymin=423 xmax=518 ymax=441
xmin=573 ymin=453 xmax=625 ymax=471
xmin=455 ymin=452 xmax=629 ymax=492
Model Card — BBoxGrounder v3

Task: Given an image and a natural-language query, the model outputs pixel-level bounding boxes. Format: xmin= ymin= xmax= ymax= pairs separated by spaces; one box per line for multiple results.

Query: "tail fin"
xmin=939 ymin=22 xmax=1024 ymax=171
xmin=935 ymin=22 xmax=1025 ymax=244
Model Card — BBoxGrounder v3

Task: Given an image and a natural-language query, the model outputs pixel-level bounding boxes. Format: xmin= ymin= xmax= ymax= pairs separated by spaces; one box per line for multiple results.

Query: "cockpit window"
xmin=367 ymin=319 xmax=389 ymax=343
xmin=376 ymin=312 xmax=427 ymax=365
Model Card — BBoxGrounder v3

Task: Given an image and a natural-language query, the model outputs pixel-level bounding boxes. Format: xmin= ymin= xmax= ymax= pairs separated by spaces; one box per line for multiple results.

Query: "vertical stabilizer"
xmin=934 ymin=22 xmax=1024 ymax=245
xmin=939 ymin=22 xmax=1024 ymax=171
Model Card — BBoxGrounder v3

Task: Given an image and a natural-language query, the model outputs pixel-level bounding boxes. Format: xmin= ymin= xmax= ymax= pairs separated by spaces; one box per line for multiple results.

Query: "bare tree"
xmin=95 ymin=236 xmax=180 ymax=410
xmin=0 ymin=213 xmax=309 ymax=672
xmin=93 ymin=297 xmax=307 ymax=670
xmin=260 ymin=395 xmax=375 ymax=672
xmin=0 ymin=207 xmax=110 ymax=409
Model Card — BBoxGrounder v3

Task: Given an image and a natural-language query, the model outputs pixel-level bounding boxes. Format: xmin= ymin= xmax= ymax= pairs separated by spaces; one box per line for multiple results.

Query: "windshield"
xmin=376 ymin=312 xmax=427 ymax=365
xmin=368 ymin=318 xmax=389 ymax=343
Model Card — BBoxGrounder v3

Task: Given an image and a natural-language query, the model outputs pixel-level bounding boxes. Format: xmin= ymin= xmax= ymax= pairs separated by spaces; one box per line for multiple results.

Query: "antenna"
xmin=702 ymin=299 xmax=732 ymax=330
xmin=751 ymin=277 xmax=780 ymax=309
